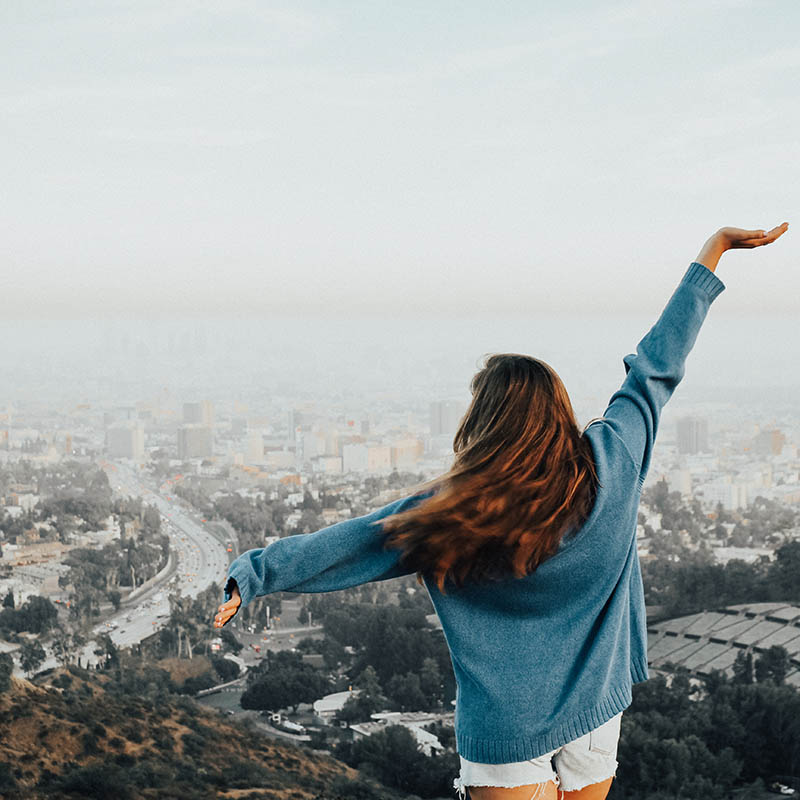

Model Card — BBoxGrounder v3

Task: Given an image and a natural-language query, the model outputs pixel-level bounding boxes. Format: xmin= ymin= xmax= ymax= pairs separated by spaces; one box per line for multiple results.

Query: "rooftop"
xmin=647 ymin=603 xmax=800 ymax=687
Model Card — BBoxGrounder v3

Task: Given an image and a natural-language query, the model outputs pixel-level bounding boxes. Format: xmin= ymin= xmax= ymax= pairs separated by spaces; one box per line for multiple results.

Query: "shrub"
xmin=54 ymin=762 xmax=134 ymax=800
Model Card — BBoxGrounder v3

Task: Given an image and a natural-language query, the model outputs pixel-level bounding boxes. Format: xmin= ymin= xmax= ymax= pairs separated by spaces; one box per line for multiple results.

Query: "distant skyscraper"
xmin=430 ymin=400 xmax=467 ymax=437
xmin=183 ymin=401 xmax=214 ymax=426
xmin=676 ymin=416 xmax=709 ymax=455
xmin=177 ymin=425 xmax=213 ymax=459
xmin=107 ymin=423 xmax=145 ymax=460
xmin=753 ymin=428 xmax=786 ymax=456
xmin=391 ymin=438 xmax=424 ymax=470
xmin=246 ymin=430 xmax=264 ymax=464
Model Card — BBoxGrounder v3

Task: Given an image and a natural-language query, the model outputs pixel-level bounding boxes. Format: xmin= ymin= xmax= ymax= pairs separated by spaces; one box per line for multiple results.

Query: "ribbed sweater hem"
xmin=456 ymin=667 xmax=645 ymax=764
xmin=631 ymin=655 xmax=649 ymax=684
xmin=684 ymin=261 xmax=726 ymax=301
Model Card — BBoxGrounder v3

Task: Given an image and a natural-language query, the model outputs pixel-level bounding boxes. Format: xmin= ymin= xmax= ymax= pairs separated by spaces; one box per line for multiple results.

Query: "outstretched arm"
xmin=601 ymin=223 xmax=788 ymax=487
xmin=219 ymin=490 xmax=433 ymax=613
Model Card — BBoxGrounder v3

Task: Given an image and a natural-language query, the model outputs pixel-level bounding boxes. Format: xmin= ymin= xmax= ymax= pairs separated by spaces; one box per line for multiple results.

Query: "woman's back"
xmin=423 ymin=417 xmax=647 ymax=763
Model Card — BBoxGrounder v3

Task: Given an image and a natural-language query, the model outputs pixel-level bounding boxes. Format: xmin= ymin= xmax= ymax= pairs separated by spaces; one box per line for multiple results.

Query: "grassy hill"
xmin=0 ymin=663 xmax=414 ymax=800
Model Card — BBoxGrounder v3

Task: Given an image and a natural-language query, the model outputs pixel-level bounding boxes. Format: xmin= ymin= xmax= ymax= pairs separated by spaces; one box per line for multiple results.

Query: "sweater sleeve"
xmin=222 ymin=490 xmax=432 ymax=610
xmin=601 ymin=261 xmax=725 ymax=487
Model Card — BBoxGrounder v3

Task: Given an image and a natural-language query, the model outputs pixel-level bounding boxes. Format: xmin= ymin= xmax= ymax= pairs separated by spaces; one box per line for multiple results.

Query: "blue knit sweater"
xmin=223 ymin=261 xmax=725 ymax=763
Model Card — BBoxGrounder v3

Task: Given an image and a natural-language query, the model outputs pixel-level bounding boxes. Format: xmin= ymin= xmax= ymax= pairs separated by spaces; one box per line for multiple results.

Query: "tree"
xmin=387 ymin=672 xmax=426 ymax=712
xmin=51 ymin=629 xmax=74 ymax=668
xmin=337 ymin=665 xmax=389 ymax=724
xmin=16 ymin=595 xmax=58 ymax=633
xmin=2 ymin=589 xmax=13 ymax=609
xmin=241 ymin=651 xmax=329 ymax=714
xmin=220 ymin=627 xmax=242 ymax=655
xmin=19 ymin=639 xmax=46 ymax=677
xmin=732 ymin=650 xmax=754 ymax=685
xmin=94 ymin=632 xmax=119 ymax=669
xmin=771 ymin=541 xmax=800 ymax=602
xmin=418 ymin=657 xmax=444 ymax=708
xmin=334 ymin=723 xmax=457 ymax=797
xmin=0 ymin=652 xmax=13 ymax=692
xmin=755 ymin=646 xmax=790 ymax=684
xmin=648 ymin=478 xmax=670 ymax=514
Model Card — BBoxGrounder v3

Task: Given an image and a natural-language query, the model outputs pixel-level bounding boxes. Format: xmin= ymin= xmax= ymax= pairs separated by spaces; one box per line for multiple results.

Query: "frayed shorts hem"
xmin=454 ymin=775 xmax=559 ymax=800
xmin=558 ymin=763 xmax=617 ymax=792
xmin=453 ymin=767 xmax=617 ymax=798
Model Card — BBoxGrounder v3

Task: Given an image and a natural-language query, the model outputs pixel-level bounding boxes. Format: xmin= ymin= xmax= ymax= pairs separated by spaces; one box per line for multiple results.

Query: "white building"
xmin=313 ymin=689 xmax=361 ymax=723
xmin=695 ymin=476 xmax=748 ymax=510
xmin=107 ymin=423 xmax=145 ymax=460
xmin=667 ymin=468 xmax=692 ymax=496
xmin=311 ymin=456 xmax=343 ymax=474
xmin=246 ymin=430 xmax=264 ymax=464
xmin=343 ymin=443 xmax=368 ymax=473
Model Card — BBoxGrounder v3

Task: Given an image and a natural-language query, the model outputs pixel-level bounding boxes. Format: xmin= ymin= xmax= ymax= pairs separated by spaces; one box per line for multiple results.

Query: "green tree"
xmin=334 ymin=723 xmax=457 ymax=796
xmin=0 ymin=652 xmax=13 ymax=692
xmin=418 ymin=657 xmax=444 ymax=708
xmin=16 ymin=594 xmax=58 ymax=633
xmin=732 ymin=650 xmax=754 ymax=685
xmin=94 ymin=632 xmax=119 ymax=669
xmin=220 ymin=627 xmax=242 ymax=655
xmin=337 ymin=665 xmax=389 ymax=724
xmin=387 ymin=672 xmax=427 ymax=712
xmin=754 ymin=645 xmax=790 ymax=684
xmin=51 ymin=629 xmax=73 ymax=668
xmin=19 ymin=639 xmax=46 ymax=677
xmin=339 ymin=723 xmax=422 ymax=789
xmin=241 ymin=651 xmax=329 ymax=714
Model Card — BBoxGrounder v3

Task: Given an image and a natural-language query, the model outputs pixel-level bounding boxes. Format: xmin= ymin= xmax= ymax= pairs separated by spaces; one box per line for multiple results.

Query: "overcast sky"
xmin=2 ymin=0 xmax=798 ymax=319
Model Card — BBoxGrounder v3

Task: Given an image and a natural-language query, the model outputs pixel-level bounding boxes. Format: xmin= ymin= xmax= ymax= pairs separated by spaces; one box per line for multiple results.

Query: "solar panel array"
xmin=647 ymin=603 xmax=800 ymax=687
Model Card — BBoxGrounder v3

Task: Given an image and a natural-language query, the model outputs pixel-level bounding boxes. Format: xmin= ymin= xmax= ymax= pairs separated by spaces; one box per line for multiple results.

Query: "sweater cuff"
xmin=682 ymin=261 xmax=726 ymax=302
xmin=224 ymin=568 xmax=254 ymax=611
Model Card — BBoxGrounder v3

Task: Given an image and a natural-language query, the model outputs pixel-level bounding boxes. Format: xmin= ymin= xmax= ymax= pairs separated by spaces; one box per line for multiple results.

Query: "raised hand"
xmin=213 ymin=582 xmax=241 ymax=628
xmin=718 ymin=222 xmax=789 ymax=250
xmin=695 ymin=222 xmax=789 ymax=272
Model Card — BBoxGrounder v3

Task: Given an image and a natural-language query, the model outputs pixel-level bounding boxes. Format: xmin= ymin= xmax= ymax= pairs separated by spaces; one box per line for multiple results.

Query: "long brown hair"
xmin=378 ymin=353 xmax=601 ymax=594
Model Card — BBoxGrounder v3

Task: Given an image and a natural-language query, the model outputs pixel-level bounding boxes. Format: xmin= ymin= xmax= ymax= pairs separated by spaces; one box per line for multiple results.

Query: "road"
xmin=29 ymin=462 xmax=323 ymax=676
xmin=31 ymin=460 xmax=232 ymax=672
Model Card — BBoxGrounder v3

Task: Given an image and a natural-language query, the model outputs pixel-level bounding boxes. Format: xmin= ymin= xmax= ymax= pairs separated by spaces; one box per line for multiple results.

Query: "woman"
xmin=213 ymin=223 xmax=788 ymax=800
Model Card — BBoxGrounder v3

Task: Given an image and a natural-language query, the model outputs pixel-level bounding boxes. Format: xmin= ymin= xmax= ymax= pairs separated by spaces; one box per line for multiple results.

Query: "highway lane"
xmin=110 ymin=460 xmax=231 ymax=616
xmin=34 ymin=461 xmax=232 ymax=672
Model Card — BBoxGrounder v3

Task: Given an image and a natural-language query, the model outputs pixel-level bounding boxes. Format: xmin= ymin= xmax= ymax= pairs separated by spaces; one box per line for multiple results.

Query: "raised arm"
xmin=601 ymin=223 xmax=788 ymax=488
xmin=219 ymin=490 xmax=434 ymax=613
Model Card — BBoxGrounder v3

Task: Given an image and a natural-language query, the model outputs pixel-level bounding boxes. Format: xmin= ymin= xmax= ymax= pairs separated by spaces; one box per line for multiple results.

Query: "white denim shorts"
xmin=453 ymin=712 xmax=622 ymax=799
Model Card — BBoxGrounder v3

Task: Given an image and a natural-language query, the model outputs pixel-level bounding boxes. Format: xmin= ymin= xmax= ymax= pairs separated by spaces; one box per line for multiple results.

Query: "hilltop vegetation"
xmin=0 ymin=660 xmax=414 ymax=800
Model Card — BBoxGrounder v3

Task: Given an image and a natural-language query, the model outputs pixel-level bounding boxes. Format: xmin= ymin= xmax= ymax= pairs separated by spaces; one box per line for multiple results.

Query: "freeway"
xmin=33 ymin=461 xmax=232 ymax=672
xmin=105 ymin=460 xmax=231 ymax=626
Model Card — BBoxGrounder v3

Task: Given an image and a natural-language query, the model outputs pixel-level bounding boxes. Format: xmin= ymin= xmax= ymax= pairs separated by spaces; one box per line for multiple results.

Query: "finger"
xmin=725 ymin=227 xmax=767 ymax=240
xmin=761 ymin=225 xmax=788 ymax=243
xmin=770 ymin=221 xmax=790 ymax=237
xmin=762 ymin=222 xmax=789 ymax=239
xmin=736 ymin=225 xmax=789 ymax=248
xmin=214 ymin=608 xmax=233 ymax=626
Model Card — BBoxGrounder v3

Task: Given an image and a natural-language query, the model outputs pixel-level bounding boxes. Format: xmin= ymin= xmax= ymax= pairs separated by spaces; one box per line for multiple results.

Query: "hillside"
xmin=0 ymin=664 xmax=412 ymax=800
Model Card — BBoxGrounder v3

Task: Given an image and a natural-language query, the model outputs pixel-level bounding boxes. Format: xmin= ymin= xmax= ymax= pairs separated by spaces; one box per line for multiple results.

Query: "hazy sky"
xmin=2 ymin=0 xmax=798 ymax=318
